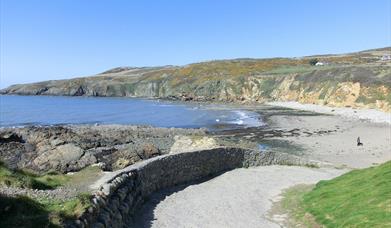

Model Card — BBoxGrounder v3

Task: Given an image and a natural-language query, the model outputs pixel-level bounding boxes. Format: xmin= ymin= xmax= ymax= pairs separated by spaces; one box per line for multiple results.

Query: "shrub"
xmin=309 ymin=58 xmax=319 ymax=66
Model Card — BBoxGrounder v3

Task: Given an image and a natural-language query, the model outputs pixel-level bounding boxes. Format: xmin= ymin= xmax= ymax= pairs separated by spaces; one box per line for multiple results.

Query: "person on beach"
xmin=357 ymin=137 xmax=363 ymax=146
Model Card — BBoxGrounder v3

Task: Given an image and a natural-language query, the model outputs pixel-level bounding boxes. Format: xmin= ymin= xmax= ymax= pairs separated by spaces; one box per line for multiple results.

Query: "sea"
xmin=0 ymin=95 xmax=264 ymax=130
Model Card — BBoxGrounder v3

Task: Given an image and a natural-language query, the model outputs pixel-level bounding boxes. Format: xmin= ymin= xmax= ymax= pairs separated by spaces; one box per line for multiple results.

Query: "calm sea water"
xmin=0 ymin=95 xmax=264 ymax=130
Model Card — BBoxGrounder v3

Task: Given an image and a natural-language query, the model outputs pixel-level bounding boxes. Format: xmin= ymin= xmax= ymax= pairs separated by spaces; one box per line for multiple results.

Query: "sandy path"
xmin=132 ymin=166 xmax=344 ymax=228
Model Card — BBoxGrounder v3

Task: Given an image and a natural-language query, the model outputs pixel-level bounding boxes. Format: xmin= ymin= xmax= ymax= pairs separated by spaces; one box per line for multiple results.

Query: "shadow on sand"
xmin=130 ymin=171 xmax=226 ymax=228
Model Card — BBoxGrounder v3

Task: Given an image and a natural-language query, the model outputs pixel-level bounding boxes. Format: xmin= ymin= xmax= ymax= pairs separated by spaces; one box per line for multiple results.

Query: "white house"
xmin=315 ymin=62 xmax=324 ymax=66
xmin=380 ymin=55 xmax=391 ymax=61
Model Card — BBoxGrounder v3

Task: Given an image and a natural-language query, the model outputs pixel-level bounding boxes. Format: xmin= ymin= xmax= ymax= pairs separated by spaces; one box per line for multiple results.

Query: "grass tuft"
xmin=0 ymin=193 xmax=92 ymax=228
xmin=0 ymin=161 xmax=70 ymax=190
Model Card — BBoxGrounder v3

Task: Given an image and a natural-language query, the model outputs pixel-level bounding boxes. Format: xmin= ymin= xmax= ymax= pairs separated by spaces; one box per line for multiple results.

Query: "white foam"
xmin=229 ymin=110 xmax=265 ymax=127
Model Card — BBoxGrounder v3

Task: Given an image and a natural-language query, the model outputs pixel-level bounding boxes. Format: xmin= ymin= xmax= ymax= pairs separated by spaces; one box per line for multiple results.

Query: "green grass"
xmin=278 ymin=184 xmax=321 ymax=227
xmin=278 ymin=161 xmax=391 ymax=227
xmin=0 ymin=162 xmax=99 ymax=227
xmin=263 ymin=65 xmax=326 ymax=75
xmin=258 ymin=78 xmax=279 ymax=97
xmin=282 ymin=161 xmax=391 ymax=227
xmin=356 ymin=87 xmax=389 ymax=105
xmin=302 ymin=161 xmax=391 ymax=227
xmin=0 ymin=161 xmax=69 ymax=190
xmin=0 ymin=193 xmax=92 ymax=228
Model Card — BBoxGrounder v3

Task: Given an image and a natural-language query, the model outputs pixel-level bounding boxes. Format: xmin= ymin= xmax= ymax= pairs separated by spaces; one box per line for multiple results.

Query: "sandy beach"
xmin=268 ymin=101 xmax=391 ymax=124
xmin=268 ymin=114 xmax=391 ymax=169
xmin=267 ymin=102 xmax=391 ymax=169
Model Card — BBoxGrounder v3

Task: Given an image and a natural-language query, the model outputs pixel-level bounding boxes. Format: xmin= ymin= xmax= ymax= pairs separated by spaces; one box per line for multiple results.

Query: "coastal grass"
xmin=62 ymin=165 xmax=103 ymax=190
xmin=0 ymin=162 xmax=98 ymax=227
xmin=0 ymin=161 xmax=70 ymax=190
xmin=276 ymin=184 xmax=321 ymax=227
xmin=0 ymin=193 xmax=92 ymax=228
xmin=281 ymin=161 xmax=391 ymax=227
xmin=263 ymin=65 xmax=327 ymax=75
xmin=303 ymin=161 xmax=391 ymax=227
xmin=0 ymin=161 xmax=103 ymax=190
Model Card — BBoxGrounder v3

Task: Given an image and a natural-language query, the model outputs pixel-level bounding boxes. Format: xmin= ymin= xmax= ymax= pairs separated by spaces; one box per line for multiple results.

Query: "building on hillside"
xmin=380 ymin=55 xmax=391 ymax=61
xmin=315 ymin=62 xmax=324 ymax=66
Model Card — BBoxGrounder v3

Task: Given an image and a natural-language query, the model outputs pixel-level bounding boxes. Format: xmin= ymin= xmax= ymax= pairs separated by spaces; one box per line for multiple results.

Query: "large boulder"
xmin=0 ymin=132 xmax=27 ymax=170
xmin=33 ymin=143 xmax=87 ymax=172
xmin=138 ymin=143 xmax=161 ymax=159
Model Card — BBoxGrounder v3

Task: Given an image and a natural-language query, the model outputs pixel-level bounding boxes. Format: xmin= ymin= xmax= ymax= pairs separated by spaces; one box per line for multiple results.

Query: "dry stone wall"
xmin=68 ymin=147 xmax=307 ymax=228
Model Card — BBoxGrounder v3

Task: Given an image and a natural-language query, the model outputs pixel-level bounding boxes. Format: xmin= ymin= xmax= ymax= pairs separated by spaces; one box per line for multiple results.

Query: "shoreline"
xmin=268 ymin=101 xmax=391 ymax=124
xmin=2 ymin=93 xmax=390 ymax=123
xmin=0 ymin=95 xmax=266 ymax=130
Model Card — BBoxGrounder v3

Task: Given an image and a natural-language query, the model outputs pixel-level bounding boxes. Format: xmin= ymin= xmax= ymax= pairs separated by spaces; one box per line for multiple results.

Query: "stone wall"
xmin=69 ymin=147 xmax=308 ymax=228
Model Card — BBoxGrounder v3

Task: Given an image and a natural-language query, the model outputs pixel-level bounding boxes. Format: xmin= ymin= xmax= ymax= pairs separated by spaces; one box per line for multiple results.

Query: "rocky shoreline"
xmin=0 ymin=105 xmax=345 ymax=177
xmin=0 ymin=125 xmax=206 ymax=174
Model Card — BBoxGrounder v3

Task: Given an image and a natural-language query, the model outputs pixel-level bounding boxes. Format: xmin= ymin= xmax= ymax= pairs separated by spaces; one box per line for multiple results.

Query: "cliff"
xmin=2 ymin=48 xmax=391 ymax=112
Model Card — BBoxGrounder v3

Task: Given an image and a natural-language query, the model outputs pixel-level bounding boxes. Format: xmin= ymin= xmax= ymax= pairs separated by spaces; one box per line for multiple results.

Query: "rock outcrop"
xmin=0 ymin=125 xmax=205 ymax=174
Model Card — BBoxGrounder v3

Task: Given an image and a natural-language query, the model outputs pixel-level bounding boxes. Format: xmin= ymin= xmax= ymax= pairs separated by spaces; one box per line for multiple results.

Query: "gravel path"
xmin=132 ymin=165 xmax=345 ymax=228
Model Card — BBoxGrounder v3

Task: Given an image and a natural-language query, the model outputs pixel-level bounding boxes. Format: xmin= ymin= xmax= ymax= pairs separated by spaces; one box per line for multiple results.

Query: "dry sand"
xmin=267 ymin=103 xmax=391 ymax=169
xmin=268 ymin=101 xmax=391 ymax=124
xmin=132 ymin=166 xmax=344 ymax=228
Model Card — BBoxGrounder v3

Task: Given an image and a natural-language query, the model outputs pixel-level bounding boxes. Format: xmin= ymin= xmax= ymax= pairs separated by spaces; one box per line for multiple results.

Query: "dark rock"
xmin=138 ymin=143 xmax=161 ymax=159
xmin=0 ymin=132 xmax=24 ymax=143
xmin=74 ymin=86 xmax=86 ymax=96
xmin=0 ymin=125 xmax=204 ymax=173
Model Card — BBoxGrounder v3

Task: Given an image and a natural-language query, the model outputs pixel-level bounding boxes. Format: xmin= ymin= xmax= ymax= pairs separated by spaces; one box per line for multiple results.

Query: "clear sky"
xmin=1 ymin=0 xmax=390 ymax=88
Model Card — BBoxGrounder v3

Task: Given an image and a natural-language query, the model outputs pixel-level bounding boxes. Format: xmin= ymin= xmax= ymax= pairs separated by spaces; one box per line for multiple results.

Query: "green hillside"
xmin=1 ymin=47 xmax=391 ymax=112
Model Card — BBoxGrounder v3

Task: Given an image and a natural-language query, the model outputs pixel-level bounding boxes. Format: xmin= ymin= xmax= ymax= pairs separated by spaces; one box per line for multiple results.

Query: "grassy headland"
xmin=1 ymin=47 xmax=390 ymax=112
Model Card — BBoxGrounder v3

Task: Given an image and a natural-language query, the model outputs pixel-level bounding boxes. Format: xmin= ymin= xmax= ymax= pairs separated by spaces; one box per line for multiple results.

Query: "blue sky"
xmin=1 ymin=0 xmax=390 ymax=88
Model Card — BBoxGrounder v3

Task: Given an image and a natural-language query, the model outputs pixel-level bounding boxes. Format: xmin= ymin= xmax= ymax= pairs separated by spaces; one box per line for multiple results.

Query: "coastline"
xmin=1 ymin=98 xmax=390 ymax=227
xmin=0 ymin=95 xmax=266 ymax=130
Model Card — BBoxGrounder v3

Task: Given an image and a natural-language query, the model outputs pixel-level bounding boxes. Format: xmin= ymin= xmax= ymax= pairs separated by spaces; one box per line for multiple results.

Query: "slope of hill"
xmin=303 ymin=161 xmax=391 ymax=227
xmin=2 ymin=47 xmax=391 ymax=112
